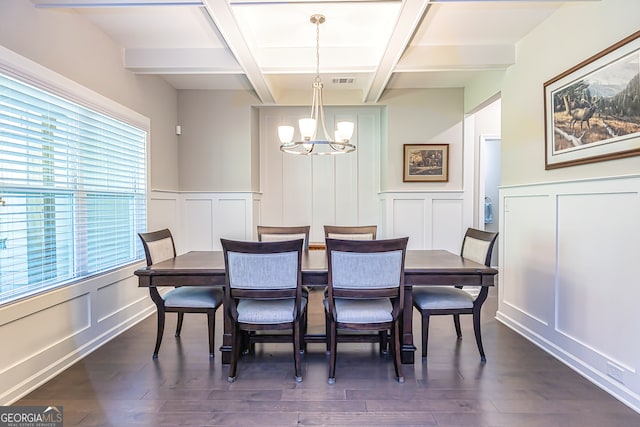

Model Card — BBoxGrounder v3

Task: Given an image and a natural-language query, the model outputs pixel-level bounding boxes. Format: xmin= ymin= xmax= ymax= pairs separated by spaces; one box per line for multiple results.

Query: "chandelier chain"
xmin=315 ymin=18 xmax=321 ymax=82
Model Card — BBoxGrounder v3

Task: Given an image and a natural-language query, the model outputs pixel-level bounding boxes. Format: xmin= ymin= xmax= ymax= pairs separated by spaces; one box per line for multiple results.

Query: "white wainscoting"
xmin=150 ymin=190 xmax=258 ymax=252
xmin=180 ymin=192 xmax=258 ymax=251
xmin=0 ymin=263 xmax=152 ymax=405
xmin=496 ymin=174 xmax=640 ymax=413
xmin=380 ymin=191 xmax=470 ymax=251
xmin=158 ymin=191 xmax=472 ymax=252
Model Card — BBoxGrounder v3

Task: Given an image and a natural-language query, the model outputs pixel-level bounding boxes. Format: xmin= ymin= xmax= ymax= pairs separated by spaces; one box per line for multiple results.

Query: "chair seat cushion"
xmin=163 ymin=286 xmax=223 ymax=309
xmin=237 ymin=298 xmax=307 ymax=324
xmin=324 ymin=297 xmax=393 ymax=323
xmin=413 ymin=286 xmax=474 ymax=310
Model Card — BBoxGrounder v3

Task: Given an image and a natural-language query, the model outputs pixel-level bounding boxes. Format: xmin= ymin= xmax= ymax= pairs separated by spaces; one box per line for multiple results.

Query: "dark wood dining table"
xmin=134 ymin=249 xmax=498 ymax=364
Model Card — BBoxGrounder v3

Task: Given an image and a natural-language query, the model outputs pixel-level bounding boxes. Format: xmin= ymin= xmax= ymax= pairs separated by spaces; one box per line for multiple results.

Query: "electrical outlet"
xmin=606 ymin=362 xmax=625 ymax=384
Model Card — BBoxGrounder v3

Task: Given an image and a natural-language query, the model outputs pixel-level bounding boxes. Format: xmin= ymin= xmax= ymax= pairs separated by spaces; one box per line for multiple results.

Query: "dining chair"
xmin=412 ymin=228 xmax=498 ymax=361
xmin=324 ymin=237 xmax=408 ymax=384
xmin=138 ymin=229 xmax=224 ymax=359
xmin=324 ymin=225 xmax=377 ymax=240
xmin=257 ymin=225 xmax=311 ymax=351
xmin=221 ymin=238 xmax=306 ymax=383
xmin=323 ymin=225 xmax=383 ymax=351
xmin=257 ymin=225 xmax=310 ymax=251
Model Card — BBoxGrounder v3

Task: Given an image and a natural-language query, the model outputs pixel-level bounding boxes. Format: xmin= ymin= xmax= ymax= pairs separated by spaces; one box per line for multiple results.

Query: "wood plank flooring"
xmin=15 ymin=288 xmax=640 ymax=426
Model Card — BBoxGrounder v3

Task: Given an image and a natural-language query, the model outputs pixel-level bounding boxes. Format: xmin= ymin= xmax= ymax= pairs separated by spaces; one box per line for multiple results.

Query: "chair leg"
xmin=300 ymin=309 xmax=307 ymax=354
xmin=472 ymin=308 xmax=486 ymax=362
xmin=328 ymin=320 xmax=337 ymax=384
xmin=391 ymin=321 xmax=404 ymax=383
xmin=293 ymin=320 xmax=303 ymax=383
xmin=421 ymin=311 xmax=430 ymax=359
xmin=153 ymin=309 xmax=165 ymax=359
xmin=228 ymin=324 xmax=241 ymax=383
xmin=325 ymin=312 xmax=331 ymax=354
xmin=453 ymin=314 xmax=462 ymax=339
xmin=175 ymin=312 xmax=184 ymax=337
xmin=379 ymin=330 xmax=388 ymax=356
xmin=206 ymin=309 xmax=215 ymax=359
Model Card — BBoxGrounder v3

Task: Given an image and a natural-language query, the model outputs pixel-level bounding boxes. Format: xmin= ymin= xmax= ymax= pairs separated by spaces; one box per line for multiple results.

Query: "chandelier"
xmin=278 ymin=14 xmax=355 ymax=155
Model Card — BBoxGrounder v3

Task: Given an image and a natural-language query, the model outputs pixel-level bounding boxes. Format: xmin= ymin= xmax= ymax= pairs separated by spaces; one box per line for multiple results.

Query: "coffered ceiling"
xmin=30 ymin=0 xmax=586 ymax=104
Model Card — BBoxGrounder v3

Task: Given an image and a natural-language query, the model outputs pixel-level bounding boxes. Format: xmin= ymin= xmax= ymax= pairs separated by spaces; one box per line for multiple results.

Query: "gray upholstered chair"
xmin=412 ymin=228 xmax=498 ymax=361
xmin=257 ymin=225 xmax=311 ymax=350
xmin=323 ymin=225 xmax=382 ymax=351
xmin=221 ymin=238 xmax=306 ymax=383
xmin=138 ymin=229 xmax=223 ymax=359
xmin=324 ymin=237 xmax=408 ymax=384
xmin=257 ymin=225 xmax=310 ymax=251
xmin=324 ymin=225 xmax=377 ymax=241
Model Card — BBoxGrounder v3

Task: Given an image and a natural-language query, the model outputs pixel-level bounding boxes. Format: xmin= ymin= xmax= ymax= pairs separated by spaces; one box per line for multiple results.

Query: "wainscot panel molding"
xmin=0 ymin=263 xmax=153 ymax=405
xmin=180 ymin=192 xmax=258 ymax=252
xmin=496 ymin=174 xmax=640 ymax=413
xmin=380 ymin=191 xmax=472 ymax=251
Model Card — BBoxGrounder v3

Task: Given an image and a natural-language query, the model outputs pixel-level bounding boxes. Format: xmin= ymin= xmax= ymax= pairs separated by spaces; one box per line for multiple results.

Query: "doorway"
xmin=470 ymin=98 xmax=501 ymax=267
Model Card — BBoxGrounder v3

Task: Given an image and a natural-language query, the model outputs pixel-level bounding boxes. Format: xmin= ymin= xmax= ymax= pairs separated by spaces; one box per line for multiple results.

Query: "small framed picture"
xmin=403 ymin=144 xmax=449 ymax=182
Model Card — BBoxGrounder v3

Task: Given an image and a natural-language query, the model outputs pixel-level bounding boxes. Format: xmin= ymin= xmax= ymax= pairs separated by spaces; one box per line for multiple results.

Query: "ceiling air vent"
xmin=331 ymin=77 xmax=355 ymax=85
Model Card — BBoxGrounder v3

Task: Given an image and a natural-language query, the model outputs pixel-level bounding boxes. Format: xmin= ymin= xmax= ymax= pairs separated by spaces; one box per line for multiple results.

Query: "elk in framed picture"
xmin=403 ymin=144 xmax=449 ymax=182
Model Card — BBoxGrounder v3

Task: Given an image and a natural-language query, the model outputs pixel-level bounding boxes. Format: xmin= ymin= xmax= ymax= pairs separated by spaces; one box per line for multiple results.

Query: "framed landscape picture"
xmin=544 ymin=30 xmax=640 ymax=169
xmin=403 ymin=144 xmax=449 ymax=182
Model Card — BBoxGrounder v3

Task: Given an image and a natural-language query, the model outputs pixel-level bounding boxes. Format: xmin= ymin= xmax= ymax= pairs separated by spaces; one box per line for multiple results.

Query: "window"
xmin=0 ymin=64 xmax=147 ymax=304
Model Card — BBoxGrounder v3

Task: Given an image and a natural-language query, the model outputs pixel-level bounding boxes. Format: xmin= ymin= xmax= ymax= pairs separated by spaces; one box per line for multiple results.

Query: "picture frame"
xmin=403 ymin=144 xmax=449 ymax=182
xmin=544 ymin=30 xmax=640 ymax=169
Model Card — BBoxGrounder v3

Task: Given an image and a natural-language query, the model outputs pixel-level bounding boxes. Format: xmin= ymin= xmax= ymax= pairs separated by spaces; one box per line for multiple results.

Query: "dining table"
xmin=134 ymin=249 xmax=498 ymax=364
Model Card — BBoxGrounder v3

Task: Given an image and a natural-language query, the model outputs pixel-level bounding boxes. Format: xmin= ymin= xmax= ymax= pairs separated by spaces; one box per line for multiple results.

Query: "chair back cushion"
xmin=327 ymin=232 xmax=374 ymax=240
xmin=227 ymin=251 xmax=298 ymax=290
xmin=257 ymin=226 xmax=310 ymax=251
xmin=145 ymin=237 xmax=175 ymax=264
xmin=461 ymin=236 xmax=492 ymax=265
xmin=331 ymin=250 xmax=403 ymax=289
xmin=261 ymin=233 xmax=307 ymax=246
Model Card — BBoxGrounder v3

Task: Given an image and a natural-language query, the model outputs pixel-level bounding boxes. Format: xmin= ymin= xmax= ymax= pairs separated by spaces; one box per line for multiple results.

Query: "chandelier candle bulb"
xmin=278 ymin=126 xmax=294 ymax=145
xmin=299 ymin=118 xmax=316 ymax=141
xmin=336 ymin=121 xmax=354 ymax=142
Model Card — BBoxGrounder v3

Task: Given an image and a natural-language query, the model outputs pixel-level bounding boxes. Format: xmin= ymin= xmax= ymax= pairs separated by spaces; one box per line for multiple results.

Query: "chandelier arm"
xmin=317 ymin=85 xmax=331 ymax=142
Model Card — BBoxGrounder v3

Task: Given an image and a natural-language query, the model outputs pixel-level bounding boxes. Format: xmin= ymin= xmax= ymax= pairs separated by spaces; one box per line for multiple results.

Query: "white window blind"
xmin=0 ymin=72 xmax=147 ymax=304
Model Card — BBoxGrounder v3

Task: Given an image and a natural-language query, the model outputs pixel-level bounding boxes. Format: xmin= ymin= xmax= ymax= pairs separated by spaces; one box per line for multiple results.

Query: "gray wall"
xmin=177 ymin=90 xmax=261 ymax=191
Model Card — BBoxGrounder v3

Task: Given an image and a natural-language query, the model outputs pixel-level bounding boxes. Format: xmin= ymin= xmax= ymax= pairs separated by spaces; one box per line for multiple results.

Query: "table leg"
xmin=401 ymin=285 xmax=416 ymax=364
xmin=220 ymin=307 xmax=232 ymax=364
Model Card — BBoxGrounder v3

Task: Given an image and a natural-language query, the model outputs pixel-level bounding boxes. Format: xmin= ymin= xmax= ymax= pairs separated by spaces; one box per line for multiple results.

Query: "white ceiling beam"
xmin=32 ymin=0 xmax=203 ymax=7
xmin=201 ymin=0 xmax=275 ymax=104
xmin=396 ymin=45 xmax=515 ymax=71
xmin=364 ymin=0 xmax=430 ymax=103
xmin=124 ymin=48 xmax=244 ymax=74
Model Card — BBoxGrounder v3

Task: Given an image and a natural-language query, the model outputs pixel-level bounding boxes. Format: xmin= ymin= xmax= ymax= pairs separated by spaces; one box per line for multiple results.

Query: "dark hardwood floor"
xmin=16 ymin=288 xmax=640 ymax=426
